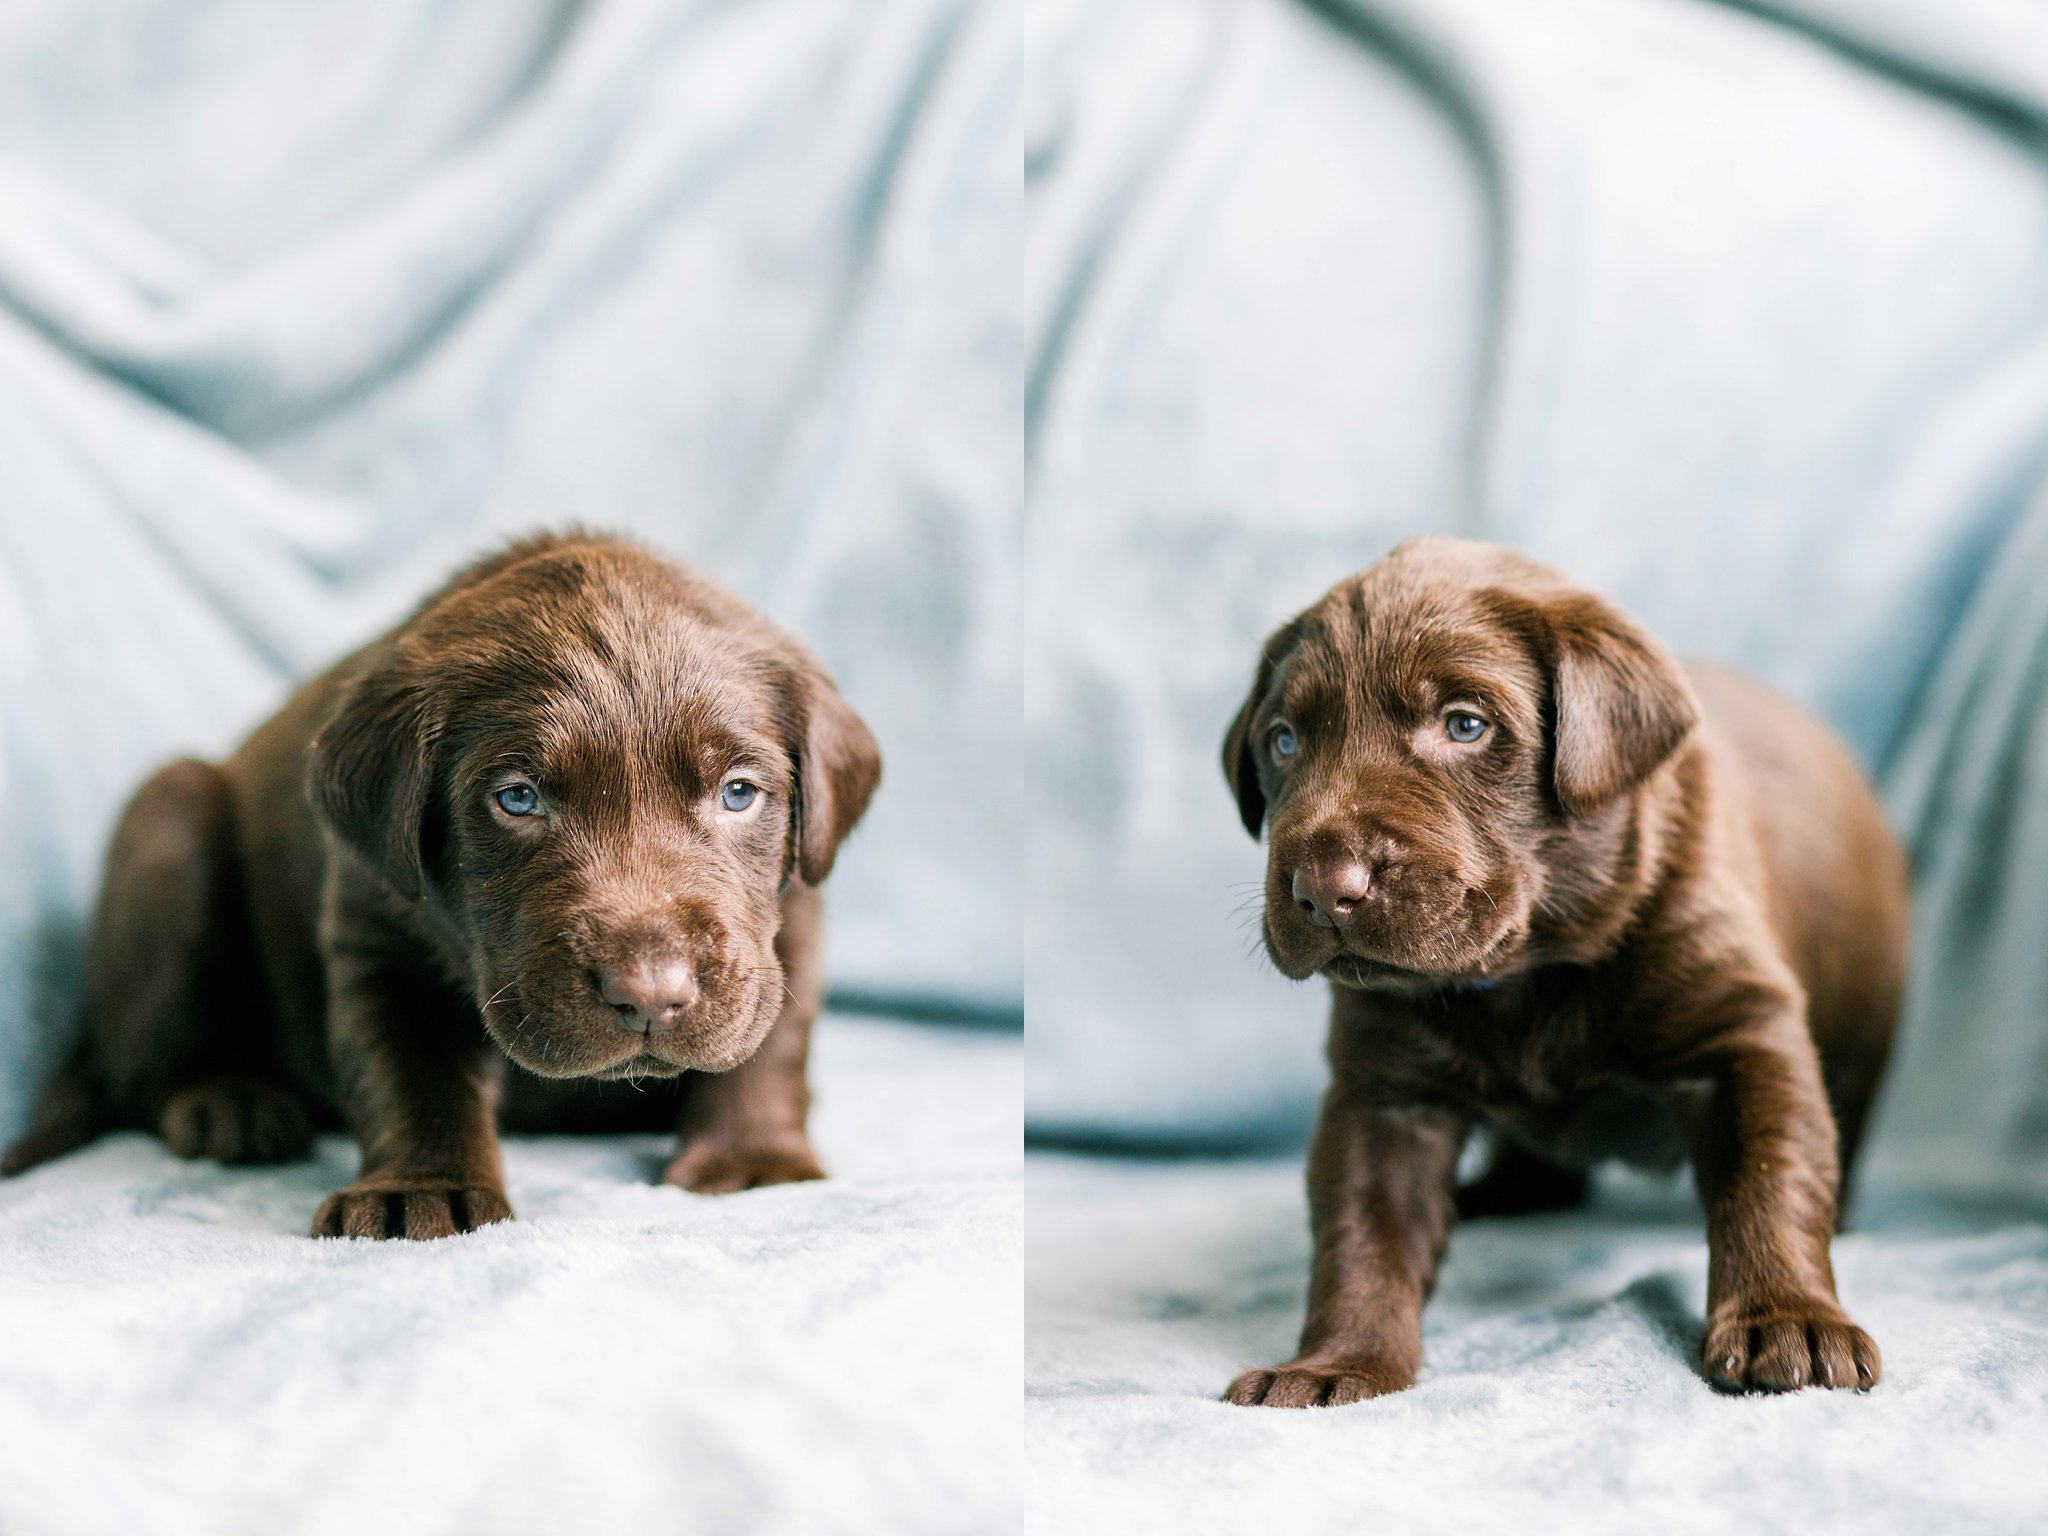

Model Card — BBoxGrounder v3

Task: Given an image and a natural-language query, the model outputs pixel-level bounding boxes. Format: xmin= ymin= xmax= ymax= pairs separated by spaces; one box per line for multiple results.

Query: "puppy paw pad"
xmin=1222 ymin=1362 xmax=1406 ymax=1408
xmin=311 ymin=1182 xmax=513 ymax=1241
xmin=1703 ymin=1308 xmax=1879 ymax=1393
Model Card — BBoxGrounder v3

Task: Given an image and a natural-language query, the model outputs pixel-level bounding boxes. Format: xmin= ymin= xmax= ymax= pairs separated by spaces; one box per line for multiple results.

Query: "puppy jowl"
xmin=3 ymin=531 xmax=881 ymax=1239
xmin=1219 ymin=537 xmax=1905 ymax=1403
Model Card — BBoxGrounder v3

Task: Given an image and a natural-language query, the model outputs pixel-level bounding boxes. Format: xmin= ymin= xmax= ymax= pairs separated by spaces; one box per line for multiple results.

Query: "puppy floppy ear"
xmin=789 ymin=661 xmax=881 ymax=887
xmin=1221 ymin=619 xmax=1303 ymax=838
xmin=1545 ymin=593 xmax=1699 ymax=817
xmin=307 ymin=646 xmax=440 ymax=898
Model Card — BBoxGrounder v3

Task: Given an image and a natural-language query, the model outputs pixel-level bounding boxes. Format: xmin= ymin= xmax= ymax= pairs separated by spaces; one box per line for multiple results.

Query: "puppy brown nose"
xmin=594 ymin=957 xmax=699 ymax=1031
xmin=1292 ymin=861 xmax=1372 ymax=929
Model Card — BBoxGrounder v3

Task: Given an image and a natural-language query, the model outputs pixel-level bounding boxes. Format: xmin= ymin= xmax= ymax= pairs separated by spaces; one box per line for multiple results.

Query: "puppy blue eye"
xmin=1446 ymin=713 xmax=1488 ymax=744
xmin=495 ymin=784 xmax=541 ymax=817
xmin=1271 ymin=725 xmax=1298 ymax=760
xmin=720 ymin=780 xmax=759 ymax=812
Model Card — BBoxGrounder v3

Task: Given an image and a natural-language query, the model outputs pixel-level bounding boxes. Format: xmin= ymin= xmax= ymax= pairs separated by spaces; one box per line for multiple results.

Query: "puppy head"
xmin=309 ymin=534 xmax=880 ymax=1079
xmin=1223 ymin=537 xmax=1696 ymax=992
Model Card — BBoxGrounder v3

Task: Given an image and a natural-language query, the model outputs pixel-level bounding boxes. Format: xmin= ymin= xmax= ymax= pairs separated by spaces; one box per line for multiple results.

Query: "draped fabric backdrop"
xmin=1026 ymin=0 xmax=2048 ymax=1195
xmin=1026 ymin=7 xmax=2048 ymax=1530
xmin=0 ymin=0 xmax=1023 ymax=1148
xmin=0 ymin=9 xmax=1023 ymax=1532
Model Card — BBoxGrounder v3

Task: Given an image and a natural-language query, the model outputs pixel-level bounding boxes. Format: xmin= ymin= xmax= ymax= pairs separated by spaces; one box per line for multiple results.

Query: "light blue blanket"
xmin=7 ymin=0 xmax=2048 ymax=1527
xmin=1026 ymin=3 xmax=2048 ymax=1526
xmin=0 ymin=1015 xmax=1021 ymax=1536
xmin=0 ymin=0 xmax=1022 ymax=1144
xmin=1025 ymin=0 xmax=2048 ymax=1191
xmin=0 ymin=13 xmax=1023 ymax=1526
xmin=1029 ymin=1152 xmax=2048 ymax=1533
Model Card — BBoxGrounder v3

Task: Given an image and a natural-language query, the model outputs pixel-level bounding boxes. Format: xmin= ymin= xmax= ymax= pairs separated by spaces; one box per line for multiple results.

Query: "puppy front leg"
xmin=313 ymin=959 xmax=510 ymax=1241
xmin=1225 ymin=1090 xmax=1464 ymax=1407
xmin=1690 ymin=1034 xmax=1879 ymax=1392
xmin=663 ymin=882 xmax=825 ymax=1194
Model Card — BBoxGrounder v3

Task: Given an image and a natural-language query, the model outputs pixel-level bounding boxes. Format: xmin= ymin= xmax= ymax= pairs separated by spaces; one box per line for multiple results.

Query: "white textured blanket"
xmin=1028 ymin=1153 xmax=2048 ymax=1534
xmin=0 ymin=1017 xmax=1022 ymax=1536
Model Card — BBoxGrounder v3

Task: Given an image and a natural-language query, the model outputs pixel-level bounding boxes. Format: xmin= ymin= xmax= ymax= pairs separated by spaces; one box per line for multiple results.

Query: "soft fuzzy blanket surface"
xmin=0 ymin=1017 xmax=1021 ymax=1536
xmin=1028 ymin=1152 xmax=2048 ymax=1534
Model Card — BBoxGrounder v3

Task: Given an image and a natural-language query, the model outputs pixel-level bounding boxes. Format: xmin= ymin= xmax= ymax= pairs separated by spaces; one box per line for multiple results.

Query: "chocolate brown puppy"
xmin=1219 ymin=537 xmax=1905 ymax=1402
xmin=3 ymin=531 xmax=880 ymax=1239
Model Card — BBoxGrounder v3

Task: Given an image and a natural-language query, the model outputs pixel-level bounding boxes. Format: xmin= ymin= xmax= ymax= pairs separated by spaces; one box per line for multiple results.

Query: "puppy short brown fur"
xmin=3 ymin=531 xmax=880 ymax=1239
xmin=1219 ymin=537 xmax=1905 ymax=1402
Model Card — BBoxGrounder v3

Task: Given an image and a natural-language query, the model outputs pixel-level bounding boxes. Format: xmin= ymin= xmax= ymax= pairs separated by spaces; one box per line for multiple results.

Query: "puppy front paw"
xmin=1703 ymin=1302 xmax=1879 ymax=1392
xmin=312 ymin=1181 xmax=513 ymax=1241
xmin=662 ymin=1136 xmax=824 ymax=1194
xmin=1223 ymin=1357 xmax=1415 ymax=1408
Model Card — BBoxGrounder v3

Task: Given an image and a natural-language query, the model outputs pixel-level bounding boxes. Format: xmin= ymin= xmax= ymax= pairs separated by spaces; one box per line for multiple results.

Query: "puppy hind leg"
xmin=1813 ymin=980 xmax=1901 ymax=1231
xmin=1823 ymin=1052 xmax=1889 ymax=1230
xmin=1455 ymin=1137 xmax=1591 ymax=1219
xmin=158 ymin=1078 xmax=313 ymax=1165
xmin=1 ymin=1040 xmax=109 ymax=1174
xmin=89 ymin=759 xmax=310 ymax=1167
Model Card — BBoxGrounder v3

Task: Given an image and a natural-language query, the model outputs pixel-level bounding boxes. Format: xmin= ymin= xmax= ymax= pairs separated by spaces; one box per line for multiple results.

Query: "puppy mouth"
xmin=584 ymin=1029 xmax=761 ymax=1078
xmin=1269 ymin=887 xmax=1522 ymax=989
xmin=1320 ymin=953 xmax=1433 ymax=989
xmin=1319 ymin=951 xmax=1503 ymax=995
xmin=498 ymin=1024 xmax=761 ymax=1079
xmin=587 ymin=1048 xmax=690 ymax=1081
xmin=477 ymin=972 xmax=774 ymax=1079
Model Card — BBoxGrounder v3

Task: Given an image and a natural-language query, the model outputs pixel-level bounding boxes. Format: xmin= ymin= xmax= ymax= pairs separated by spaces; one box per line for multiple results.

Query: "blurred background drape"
xmin=1026 ymin=0 xmax=2048 ymax=1194
xmin=0 ymin=0 xmax=1023 ymax=1145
